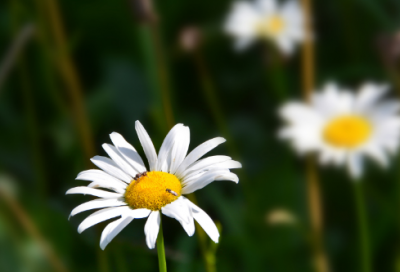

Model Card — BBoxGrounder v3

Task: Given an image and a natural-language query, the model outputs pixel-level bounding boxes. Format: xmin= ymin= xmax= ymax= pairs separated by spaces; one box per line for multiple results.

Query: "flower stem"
xmin=265 ymin=44 xmax=287 ymax=102
xmin=193 ymin=50 xmax=239 ymax=159
xmin=353 ymin=181 xmax=371 ymax=272
xmin=39 ymin=0 xmax=96 ymax=160
xmin=300 ymin=0 xmax=330 ymax=271
xmin=137 ymin=22 xmax=174 ymax=133
xmin=306 ymin=157 xmax=329 ymax=272
xmin=157 ymin=213 xmax=167 ymax=272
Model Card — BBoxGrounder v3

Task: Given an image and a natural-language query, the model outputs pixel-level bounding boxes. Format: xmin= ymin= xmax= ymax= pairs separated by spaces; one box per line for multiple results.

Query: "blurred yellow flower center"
xmin=323 ymin=115 xmax=372 ymax=148
xmin=124 ymin=171 xmax=181 ymax=211
xmin=256 ymin=15 xmax=285 ymax=37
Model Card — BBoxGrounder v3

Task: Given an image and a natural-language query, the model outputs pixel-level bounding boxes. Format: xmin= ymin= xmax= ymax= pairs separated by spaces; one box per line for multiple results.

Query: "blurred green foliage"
xmin=1 ymin=0 xmax=400 ymax=271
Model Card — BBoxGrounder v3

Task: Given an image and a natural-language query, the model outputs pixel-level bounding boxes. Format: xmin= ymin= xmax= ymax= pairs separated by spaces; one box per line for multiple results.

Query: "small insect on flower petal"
xmin=166 ymin=189 xmax=178 ymax=196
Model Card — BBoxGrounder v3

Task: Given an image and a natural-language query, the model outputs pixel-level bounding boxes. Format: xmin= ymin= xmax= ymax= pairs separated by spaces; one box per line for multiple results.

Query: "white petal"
xmin=135 ymin=121 xmax=158 ymax=171
xmin=162 ymin=196 xmax=194 ymax=236
xmin=175 ymin=137 xmax=226 ymax=177
xmin=185 ymin=199 xmax=219 ymax=243
xmin=281 ymin=0 xmax=303 ymax=24
xmin=256 ymin=0 xmax=277 ymax=13
xmin=224 ymin=2 xmax=259 ymax=37
xmin=362 ymin=144 xmax=389 ymax=168
xmin=156 ymin=124 xmax=184 ymax=172
xmin=161 ymin=196 xmax=191 ymax=224
xmin=100 ymin=215 xmax=134 ymax=250
xmin=126 ymin=208 xmax=152 ymax=219
xmin=170 ymin=126 xmax=190 ymax=174
xmin=66 ymin=187 xmax=122 ymax=199
xmin=77 ymin=206 xmax=131 ymax=233
xmin=90 ymin=156 xmax=132 ymax=183
xmin=109 ymin=132 xmax=147 ymax=173
xmin=348 ymin=153 xmax=364 ymax=180
xmin=355 ymin=83 xmax=388 ymax=113
xmin=179 ymin=156 xmax=231 ymax=179
xmin=276 ymin=35 xmax=295 ymax=55
xmin=87 ymin=181 xmax=125 ymax=194
xmin=76 ymin=169 xmax=127 ymax=190
xmin=182 ymin=170 xmax=239 ymax=194
xmin=144 ymin=211 xmax=160 ymax=249
xmin=102 ymin=144 xmax=138 ymax=178
xmin=234 ymin=36 xmax=256 ymax=51
xmin=70 ymin=198 xmax=126 ymax=218
xmin=181 ymin=160 xmax=241 ymax=182
xmin=178 ymin=214 xmax=195 ymax=237
xmin=279 ymin=102 xmax=322 ymax=125
xmin=99 ymin=208 xmax=151 ymax=250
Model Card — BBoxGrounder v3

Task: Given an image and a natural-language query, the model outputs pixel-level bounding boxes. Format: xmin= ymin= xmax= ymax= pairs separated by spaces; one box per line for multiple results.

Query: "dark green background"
xmin=1 ymin=0 xmax=400 ymax=271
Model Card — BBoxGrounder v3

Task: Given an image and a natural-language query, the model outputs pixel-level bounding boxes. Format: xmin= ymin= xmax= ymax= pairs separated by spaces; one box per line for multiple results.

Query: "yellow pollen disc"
xmin=124 ymin=171 xmax=181 ymax=211
xmin=256 ymin=15 xmax=285 ymax=37
xmin=323 ymin=115 xmax=372 ymax=148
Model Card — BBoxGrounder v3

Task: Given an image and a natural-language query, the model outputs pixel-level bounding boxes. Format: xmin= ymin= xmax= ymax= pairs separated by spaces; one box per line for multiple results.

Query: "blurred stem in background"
xmin=19 ymin=58 xmax=48 ymax=198
xmin=32 ymin=0 xmax=69 ymax=116
xmin=0 ymin=188 xmax=68 ymax=272
xmin=131 ymin=1 xmax=217 ymax=271
xmin=157 ymin=214 xmax=167 ymax=272
xmin=3 ymin=2 xmax=66 ymax=270
xmin=9 ymin=0 xmax=47 ymax=199
xmin=265 ymin=43 xmax=288 ymax=102
xmin=33 ymin=0 xmax=111 ymax=271
xmin=132 ymin=0 xmax=174 ymax=132
xmin=179 ymin=26 xmax=239 ymax=159
xmin=37 ymin=0 xmax=95 ymax=160
xmin=376 ymin=33 xmax=400 ymax=272
xmin=300 ymin=0 xmax=330 ymax=272
xmin=353 ymin=182 xmax=371 ymax=272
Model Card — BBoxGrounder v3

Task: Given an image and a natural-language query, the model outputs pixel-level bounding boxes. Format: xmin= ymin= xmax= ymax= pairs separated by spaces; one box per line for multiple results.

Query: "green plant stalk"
xmin=354 ymin=182 xmax=371 ymax=272
xmin=38 ymin=1 xmax=111 ymax=271
xmin=10 ymin=0 xmax=47 ymax=198
xmin=265 ymin=44 xmax=288 ymax=102
xmin=300 ymin=0 xmax=330 ymax=271
xmin=136 ymin=15 xmax=215 ymax=272
xmin=137 ymin=24 xmax=174 ymax=133
xmin=193 ymin=50 xmax=239 ymax=159
xmin=40 ymin=0 xmax=95 ymax=160
xmin=33 ymin=0 xmax=69 ymax=116
xmin=18 ymin=60 xmax=47 ymax=198
xmin=157 ymin=213 xmax=167 ymax=272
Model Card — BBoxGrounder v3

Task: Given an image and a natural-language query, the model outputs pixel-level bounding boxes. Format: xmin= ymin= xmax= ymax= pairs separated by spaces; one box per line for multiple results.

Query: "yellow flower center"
xmin=323 ymin=115 xmax=372 ymax=148
xmin=124 ymin=171 xmax=181 ymax=211
xmin=256 ymin=15 xmax=285 ymax=37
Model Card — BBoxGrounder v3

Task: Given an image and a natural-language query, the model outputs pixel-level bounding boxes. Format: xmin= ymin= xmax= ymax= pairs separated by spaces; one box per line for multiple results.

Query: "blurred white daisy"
xmin=67 ymin=121 xmax=241 ymax=250
xmin=279 ymin=83 xmax=400 ymax=179
xmin=224 ymin=0 xmax=305 ymax=54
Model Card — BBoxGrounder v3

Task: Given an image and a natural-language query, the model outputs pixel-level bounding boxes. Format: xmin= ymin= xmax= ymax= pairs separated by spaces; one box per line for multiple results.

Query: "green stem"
xmin=137 ymin=23 xmax=174 ymax=134
xmin=353 ymin=181 xmax=371 ymax=272
xmin=265 ymin=44 xmax=287 ymax=102
xmin=157 ymin=213 xmax=167 ymax=272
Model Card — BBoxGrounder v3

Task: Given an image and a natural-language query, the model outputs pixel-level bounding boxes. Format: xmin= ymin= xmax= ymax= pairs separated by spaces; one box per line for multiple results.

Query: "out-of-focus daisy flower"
xmin=67 ymin=121 xmax=241 ymax=250
xmin=279 ymin=83 xmax=400 ymax=179
xmin=224 ymin=0 xmax=305 ymax=54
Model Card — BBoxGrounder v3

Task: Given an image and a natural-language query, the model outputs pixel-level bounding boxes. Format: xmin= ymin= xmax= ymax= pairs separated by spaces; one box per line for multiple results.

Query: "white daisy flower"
xmin=67 ymin=121 xmax=241 ymax=250
xmin=224 ymin=0 xmax=305 ymax=54
xmin=279 ymin=83 xmax=400 ymax=179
